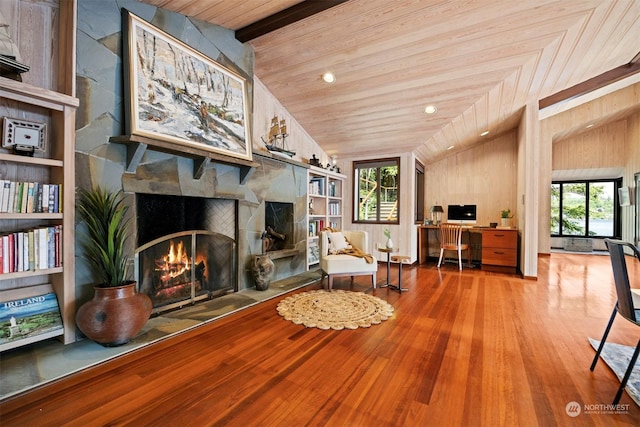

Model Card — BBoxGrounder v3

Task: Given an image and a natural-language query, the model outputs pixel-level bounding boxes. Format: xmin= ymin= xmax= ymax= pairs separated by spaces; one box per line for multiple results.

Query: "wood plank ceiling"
xmin=138 ymin=0 xmax=640 ymax=163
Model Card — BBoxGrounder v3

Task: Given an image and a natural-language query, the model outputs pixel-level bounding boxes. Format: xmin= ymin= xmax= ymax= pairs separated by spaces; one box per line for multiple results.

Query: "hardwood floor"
xmin=1 ymin=253 xmax=639 ymax=426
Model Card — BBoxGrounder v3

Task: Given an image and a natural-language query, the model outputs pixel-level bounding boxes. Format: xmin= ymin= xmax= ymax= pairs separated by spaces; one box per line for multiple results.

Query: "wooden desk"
xmin=417 ymin=225 xmax=518 ymax=273
xmin=417 ymin=225 xmax=482 ymax=264
xmin=481 ymin=228 xmax=519 ymax=273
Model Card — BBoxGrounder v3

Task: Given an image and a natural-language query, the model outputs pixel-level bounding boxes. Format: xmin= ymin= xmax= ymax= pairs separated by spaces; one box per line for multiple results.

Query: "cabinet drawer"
xmin=482 ymin=248 xmax=517 ymax=266
xmin=482 ymin=230 xmax=517 ymax=248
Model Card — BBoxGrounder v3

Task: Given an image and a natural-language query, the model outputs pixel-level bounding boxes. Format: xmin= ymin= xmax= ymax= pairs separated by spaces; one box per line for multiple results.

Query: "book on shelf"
xmin=20 ymin=183 xmax=28 ymax=213
xmin=0 ymin=180 xmax=10 ymax=212
xmin=0 ymin=284 xmax=63 ymax=352
xmin=328 ymin=181 xmax=337 ymax=197
xmin=26 ymin=182 xmax=35 ymax=213
xmin=309 ymin=177 xmax=325 ymax=196
xmin=41 ymin=184 xmax=49 ymax=213
xmin=7 ymin=182 xmax=16 ymax=213
xmin=328 ymin=201 xmax=340 ymax=215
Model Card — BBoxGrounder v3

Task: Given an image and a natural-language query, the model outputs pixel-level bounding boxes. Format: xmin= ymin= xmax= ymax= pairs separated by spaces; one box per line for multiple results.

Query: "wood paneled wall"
xmin=553 ymin=121 xmax=627 ymax=171
xmin=541 ymin=83 xmax=640 ymax=251
xmin=0 ymin=0 xmax=59 ymax=91
xmin=252 ymin=77 xmax=329 ymax=165
xmin=424 ymin=131 xmax=518 ymax=226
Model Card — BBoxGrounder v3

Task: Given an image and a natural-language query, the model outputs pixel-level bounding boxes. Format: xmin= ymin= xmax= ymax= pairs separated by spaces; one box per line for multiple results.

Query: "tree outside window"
xmin=354 ymin=158 xmax=399 ymax=223
xmin=550 ymin=179 xmax=620 ymax=237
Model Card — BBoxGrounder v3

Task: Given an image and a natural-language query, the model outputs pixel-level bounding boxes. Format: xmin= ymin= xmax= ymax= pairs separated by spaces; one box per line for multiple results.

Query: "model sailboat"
xmin=262 ymin=116 xmax=296 ymax=157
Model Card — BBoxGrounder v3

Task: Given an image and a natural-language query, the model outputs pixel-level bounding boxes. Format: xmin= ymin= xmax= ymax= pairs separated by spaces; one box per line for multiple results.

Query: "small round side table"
xmin=377 ymin=246 xmax=399 ymax=288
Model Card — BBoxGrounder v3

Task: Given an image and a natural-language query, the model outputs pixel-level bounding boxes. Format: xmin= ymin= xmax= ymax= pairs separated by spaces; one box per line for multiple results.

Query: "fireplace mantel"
xmin=110 ymin=134 xmax=259 ymax=183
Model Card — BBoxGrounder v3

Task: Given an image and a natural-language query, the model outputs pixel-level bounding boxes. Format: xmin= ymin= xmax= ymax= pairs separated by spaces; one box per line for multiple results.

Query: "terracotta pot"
xmin=76 ymin=282 xmax=152 ymax=347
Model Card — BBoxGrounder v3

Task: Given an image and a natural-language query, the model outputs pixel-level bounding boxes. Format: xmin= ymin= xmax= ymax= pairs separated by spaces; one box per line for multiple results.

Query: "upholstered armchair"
xmin=319 ymin=230 xmax=378 ymax=291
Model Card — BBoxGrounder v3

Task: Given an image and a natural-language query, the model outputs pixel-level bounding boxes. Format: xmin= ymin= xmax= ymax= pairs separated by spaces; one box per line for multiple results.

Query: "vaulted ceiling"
xmin=139 ymin=0 xmax=640 ymax=163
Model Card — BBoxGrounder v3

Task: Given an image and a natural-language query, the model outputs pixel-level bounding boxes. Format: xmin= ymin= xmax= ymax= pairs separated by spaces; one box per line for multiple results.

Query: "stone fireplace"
xmin=72 ymin=4 xmax=316 ymax=318
xmin=75 ymin=151 xmax=309 ymax=306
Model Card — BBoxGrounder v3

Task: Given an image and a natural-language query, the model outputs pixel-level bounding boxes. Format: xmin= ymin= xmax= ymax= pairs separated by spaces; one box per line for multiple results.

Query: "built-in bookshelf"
xmin=307 ymin=166 xmax=346 ymax=269
xmin=0 ymin=77 xmax=78 ymax=346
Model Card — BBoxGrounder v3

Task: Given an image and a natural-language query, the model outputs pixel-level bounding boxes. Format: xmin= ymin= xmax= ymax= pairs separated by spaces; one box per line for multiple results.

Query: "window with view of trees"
xmin=354 ymin=158 xmax=400 ymax=223
xmin=550 ymin=179 xmax=621 ymax=238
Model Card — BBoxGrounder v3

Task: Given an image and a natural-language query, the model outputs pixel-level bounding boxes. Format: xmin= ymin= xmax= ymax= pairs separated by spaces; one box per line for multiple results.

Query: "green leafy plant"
xmin=500 ymin=209 xmax=513 ymax=219
xmin=77 ymin=186 xmax=130 ymax=287
xmin=384 ymin=227 xmax=391 ymax=239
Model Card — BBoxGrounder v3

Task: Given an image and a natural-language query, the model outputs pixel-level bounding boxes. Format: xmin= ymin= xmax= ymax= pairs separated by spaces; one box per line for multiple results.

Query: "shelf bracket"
xmin=125 ymin=142 xmax=147 ymax=173
xmin=239 ymin=165 xmax=255 ymax=184
xmin=194 ymin=157 xmax=210 ymax=180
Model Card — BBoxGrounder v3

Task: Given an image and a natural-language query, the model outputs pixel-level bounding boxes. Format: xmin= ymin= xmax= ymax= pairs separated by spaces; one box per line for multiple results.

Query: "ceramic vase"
xmin=253 ymin=254 xmax=275 ymax=291
xmin=386 ymin=238 xmax=394 ymax=249
xmin=76 ymin=282 xmax=152 ymax=347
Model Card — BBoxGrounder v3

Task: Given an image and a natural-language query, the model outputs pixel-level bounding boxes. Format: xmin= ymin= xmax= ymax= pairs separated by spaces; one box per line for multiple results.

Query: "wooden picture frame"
xmin=2 ymin=117 xmax=46 ymax=152
xmin=122 ymin=10 xmax=252 ymax=161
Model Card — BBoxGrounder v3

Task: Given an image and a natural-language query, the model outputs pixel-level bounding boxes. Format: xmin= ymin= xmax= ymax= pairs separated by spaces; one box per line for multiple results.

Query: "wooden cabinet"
xmin=0 ymin=78 xmax=78 ymax=346
xmin=307 ymin=166 xmax=345 ymax=269
xmin=482 ymin=229 xmax=518 ymax=273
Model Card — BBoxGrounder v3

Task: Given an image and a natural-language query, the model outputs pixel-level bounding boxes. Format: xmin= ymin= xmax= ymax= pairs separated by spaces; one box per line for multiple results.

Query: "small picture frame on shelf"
xmin=2 ymin=117 xmax=47 ymax=156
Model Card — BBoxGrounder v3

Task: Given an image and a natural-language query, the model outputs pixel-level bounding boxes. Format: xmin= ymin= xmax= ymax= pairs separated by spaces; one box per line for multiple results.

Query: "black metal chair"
xmin=590 ymin=239 xmax=640 ymax=405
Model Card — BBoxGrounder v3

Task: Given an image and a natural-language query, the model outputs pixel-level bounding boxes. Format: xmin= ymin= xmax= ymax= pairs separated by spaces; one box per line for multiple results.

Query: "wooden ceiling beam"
xmin=235 ymin=0 xmax=349 ymax=43
xmin=539 ymin=59 xmax=640 ymax=110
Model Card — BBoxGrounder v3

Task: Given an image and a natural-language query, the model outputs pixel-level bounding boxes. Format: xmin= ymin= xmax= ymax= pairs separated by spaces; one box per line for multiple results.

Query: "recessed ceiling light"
xmin=480 ymin=130 xmax=489 ymax=136
xmin=424 ymin=105 xmax=437 ymax=114
xmin=322 ymin=72 xmax=336 ymax=83
xmin=586 ymin=124 xmax=594 ymax=128
xmin=447 ymin=145 xmax=454 ymax=150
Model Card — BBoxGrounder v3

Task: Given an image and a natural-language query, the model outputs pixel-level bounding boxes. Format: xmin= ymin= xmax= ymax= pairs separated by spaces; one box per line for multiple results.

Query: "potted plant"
xmin=75 ymin=186 xmax=152 ymax=347
xmin=384 ymin=227 xmax=393 ymax=248
xmin=500 ymin=209 xmax=513 ymax=227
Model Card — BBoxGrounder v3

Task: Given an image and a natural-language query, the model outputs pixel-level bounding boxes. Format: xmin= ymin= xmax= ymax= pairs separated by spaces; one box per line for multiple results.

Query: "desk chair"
xmin=437 ymin=223 xmax=471 ymax=270
xmin=590 ymin=239 xmax=640 ymax=405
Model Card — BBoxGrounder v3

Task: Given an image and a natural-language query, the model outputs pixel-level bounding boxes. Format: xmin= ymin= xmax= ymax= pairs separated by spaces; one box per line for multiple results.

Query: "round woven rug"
xmin=276 ymin=290 xmax=394 ymax=330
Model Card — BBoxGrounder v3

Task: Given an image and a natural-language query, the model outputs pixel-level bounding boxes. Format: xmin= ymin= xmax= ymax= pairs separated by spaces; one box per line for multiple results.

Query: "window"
xmin=550 ymin=179 xmax=622 ymax=238
xmin=415 ymin=161 xmax=425 ymax=224
xmin=353 ymin=158 xmax=399 ymax=223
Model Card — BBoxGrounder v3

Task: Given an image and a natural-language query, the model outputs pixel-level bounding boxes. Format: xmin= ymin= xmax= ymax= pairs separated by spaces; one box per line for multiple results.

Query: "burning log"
xmin=263 ymin=225 xmax=286 ymax=252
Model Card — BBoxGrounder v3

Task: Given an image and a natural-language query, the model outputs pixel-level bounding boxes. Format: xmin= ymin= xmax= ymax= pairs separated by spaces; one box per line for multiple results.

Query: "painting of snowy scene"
xmin=124 ymin=11 xmax=252 ymax=160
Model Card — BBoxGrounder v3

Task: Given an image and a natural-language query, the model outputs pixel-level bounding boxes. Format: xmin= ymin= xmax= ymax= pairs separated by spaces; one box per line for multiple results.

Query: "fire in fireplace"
xmin=154 ymin=239 xmax=203 ymax=300
xmin=136 ymin=231 xmax=235 ymax=313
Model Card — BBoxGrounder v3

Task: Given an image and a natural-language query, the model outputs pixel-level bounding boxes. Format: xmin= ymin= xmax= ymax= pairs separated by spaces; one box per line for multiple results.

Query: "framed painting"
xmin=122 ymin=10 xmax=252 ymax=161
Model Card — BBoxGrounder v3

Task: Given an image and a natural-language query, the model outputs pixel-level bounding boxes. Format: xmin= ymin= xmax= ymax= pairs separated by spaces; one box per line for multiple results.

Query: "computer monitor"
xmin=447 ymin=204 xmax=477 ymax=224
